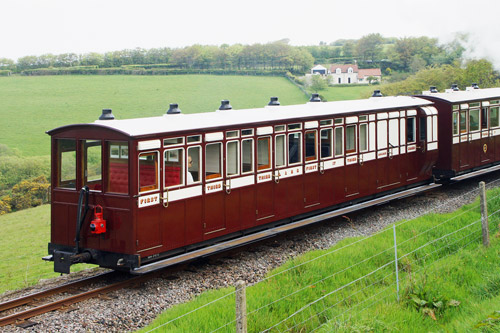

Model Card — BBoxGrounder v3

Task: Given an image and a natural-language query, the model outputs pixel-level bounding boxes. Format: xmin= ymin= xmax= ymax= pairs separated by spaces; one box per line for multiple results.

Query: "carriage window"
xmin=187 ymin=135 xmax=201 ymax=144
xmin=469 ymin=109 xmax=480 ymax=132
xmin=257 ymin=137 xmax=271 ymax=170
xmin=346 ymin=125 xmax=356 ymax=154
xmin=460 ymin=112 xmax=467 ymax=133
xmin=491 ymin=107 xmax=500 ymax=127
xmin=108 ymin=142 xmax=128 ymax=194
xmin=288 ymin=132 xmax=302 ymax=165
xmin=275 ymin=125 xmax=285 ymax=132
xmin=452 ymin=112 xmax=459 ymax=135
xmin=407 ymin=117 xmax=416 ymax=142
xmin=242 ymin=129 xmax=254 ymax=137
xmin=320 ymin=128 xmax=333 ymax=159
xmin=205 ymin=143 xmax=222 ymax=180
xmin=335 ymin=127 xmax=344 ymax=156
xmin=84 ymin=140 xmax=102 ymax=191
xmin=164 ymin=148 xmax=184 ymax=188
xmin=275 ymin=134 xmax=286 ymax=168
xmin=57 ymin=139 xmax=77 ymax=189
xmin=305 ymin=130 xmax=317 ymax=161
xmin=419 ymin=117 xmax=427 ymax=141
xmin=481 ymin=107 xmax=488 ymax=129
xmin=139 ymin=152 xmax=158 ymax=193
xmin=227 ymin=141 xmax=239 ymax=176
xmin=226 ymin=130 xmax=239 ymax=139
xmin=359 ymin=124 xmax=368 ymax=152
xmin=288 ymin=123 xmax=301 ymax=131
xmin=242 ymin=139 xmax=254 ymax=173
xmin=163 ymin=137 xmax=184 ymax=147
xmin=187 ymin=146 xmax=201 ymax=184
xmin=320 ymin=119 xmax=333 ymax=126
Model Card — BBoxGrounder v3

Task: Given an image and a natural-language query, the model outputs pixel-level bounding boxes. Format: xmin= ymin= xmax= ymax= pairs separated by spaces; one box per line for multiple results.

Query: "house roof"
xmin=358 ymin=68 xmax=382 ymax=78
xmin=312 ymin=64 xmax=327 ymax=71
xmin=330 ymin=64 xmax=359 ymax=73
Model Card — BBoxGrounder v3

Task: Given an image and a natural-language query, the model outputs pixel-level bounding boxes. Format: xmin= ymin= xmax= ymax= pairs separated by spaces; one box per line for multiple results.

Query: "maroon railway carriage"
xmin=45 ymin=95 xmax=439 ymax=274
xmin=418 ymin=87 xmax=500 ymax=179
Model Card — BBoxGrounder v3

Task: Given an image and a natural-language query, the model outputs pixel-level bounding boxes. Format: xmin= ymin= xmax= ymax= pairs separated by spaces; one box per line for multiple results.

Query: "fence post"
xmin=479 ymin=181 xmax=490 ymax=247
xmin=236 ymin=280 xmax=247 ymax=333
xmin=393 ymin=224 xmax=400 ymax=302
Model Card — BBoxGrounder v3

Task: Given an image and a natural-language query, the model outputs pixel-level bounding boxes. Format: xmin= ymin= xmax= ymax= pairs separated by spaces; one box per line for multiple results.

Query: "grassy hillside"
xmin=140 ymin=187 xmax=500 ymax=332
xmin=0 ymin=204 xmax=94 ymax=293
xmin=0 ymin=75 xmax=308 ymax=157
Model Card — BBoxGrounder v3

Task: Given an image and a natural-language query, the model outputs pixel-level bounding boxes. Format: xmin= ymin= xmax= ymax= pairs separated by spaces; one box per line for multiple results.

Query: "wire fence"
xmin=145 ymin=179 xmax=500 ymax=332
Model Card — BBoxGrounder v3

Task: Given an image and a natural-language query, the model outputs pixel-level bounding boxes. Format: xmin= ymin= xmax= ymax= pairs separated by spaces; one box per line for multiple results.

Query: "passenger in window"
xmin=187 ymin=155 xmax=194 ymax=184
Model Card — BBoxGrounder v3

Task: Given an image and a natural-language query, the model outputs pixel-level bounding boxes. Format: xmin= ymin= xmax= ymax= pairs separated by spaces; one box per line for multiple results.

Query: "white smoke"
xmin=440 ymin=28 xmax=500 ymax=70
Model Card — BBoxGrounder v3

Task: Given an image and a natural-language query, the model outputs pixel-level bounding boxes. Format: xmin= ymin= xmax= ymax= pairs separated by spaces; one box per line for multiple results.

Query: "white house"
xmin=310 ymin=64 xmax=327 ymax=75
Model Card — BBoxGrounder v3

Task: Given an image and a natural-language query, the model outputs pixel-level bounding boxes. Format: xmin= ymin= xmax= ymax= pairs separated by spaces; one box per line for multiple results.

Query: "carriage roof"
xmin=420 ymin=87 xmax=500 ymax=104
xmin=67 ymin=95 xmax=430 ymax=138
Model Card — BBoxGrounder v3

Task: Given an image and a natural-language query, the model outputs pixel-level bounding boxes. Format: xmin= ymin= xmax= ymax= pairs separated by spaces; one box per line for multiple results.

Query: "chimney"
xmin=166 ymin=103 xmax=181 ymax=114
xmin=99 ymin=109 xmax=115 ymax=120
xmin=430 ymin=86 xmax=438 ymax=93
xmin=309 ymin=93 xmax=321 ymax=102
xmin=372 ymin=90 xmax=383 ymax=97
xmin=451 ymin=84 xmax=459 ymax=91
xmin=268 ymin=96 xmax=280 ymax=106
xmin=471 ymin=83 xmax=480 ymax=89
xmin=219 ymin=100 xmax=232 ymax=110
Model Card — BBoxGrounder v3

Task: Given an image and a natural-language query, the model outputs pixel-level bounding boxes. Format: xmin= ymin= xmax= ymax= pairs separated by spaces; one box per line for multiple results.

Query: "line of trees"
xmin=0 ymin=34 xmax=467 ymax=75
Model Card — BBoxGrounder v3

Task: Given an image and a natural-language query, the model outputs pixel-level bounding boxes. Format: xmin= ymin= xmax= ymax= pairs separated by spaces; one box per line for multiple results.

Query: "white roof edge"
xmin=91 ymin=96 xmax=434 ymax=137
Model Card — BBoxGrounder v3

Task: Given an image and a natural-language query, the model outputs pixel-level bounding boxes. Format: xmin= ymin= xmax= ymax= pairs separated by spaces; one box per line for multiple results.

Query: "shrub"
xmin=9 ymin=176 xmax=50 ymax=210
xmin=0 ymin=198 xmax=11 ymax=215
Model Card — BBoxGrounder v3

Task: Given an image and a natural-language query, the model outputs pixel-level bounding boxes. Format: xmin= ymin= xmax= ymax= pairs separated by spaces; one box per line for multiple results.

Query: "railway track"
xmin=0 ymin=271 xmax=140 ymax=328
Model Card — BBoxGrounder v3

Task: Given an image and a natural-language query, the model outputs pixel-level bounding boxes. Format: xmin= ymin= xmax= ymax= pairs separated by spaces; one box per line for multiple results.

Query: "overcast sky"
xmin=2 ymin=0 xmax=499 ymax=65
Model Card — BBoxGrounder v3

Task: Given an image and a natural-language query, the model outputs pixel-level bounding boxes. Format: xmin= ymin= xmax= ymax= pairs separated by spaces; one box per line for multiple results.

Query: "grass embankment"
xmin=0 ymin=205 xmax=93 ymax=294
xmin=141 ymin=187 xmax=500 ymax=332
xmin=0 ymin=75 xmax=308 ymax=157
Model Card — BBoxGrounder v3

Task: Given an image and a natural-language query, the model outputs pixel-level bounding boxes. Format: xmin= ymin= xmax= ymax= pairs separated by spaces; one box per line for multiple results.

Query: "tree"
xmin=0 ymin=58 xmax=15 ymax=70
xmin=310 ymin=75 xmax=327 ymax=91
xmin=356 ymin=33 xmax=384 ymax=64
xmin=463 ymin=59 xmax=498 ymax=88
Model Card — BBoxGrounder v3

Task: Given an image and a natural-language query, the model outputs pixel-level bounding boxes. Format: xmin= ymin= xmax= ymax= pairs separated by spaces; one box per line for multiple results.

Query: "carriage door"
xmin=468 ymin=106 xmax=482 ymax=167
xmin=203 ymin=136 xmax=226 ymax=237
xmin=304 ymin=123 xmax=320 ymax=208
xmin=459 ymin=107 xmax=472 ymax=170
xmin=224 ymin=131 xmax=255 ymax=232
xmin=387 ymin=112 xmax=401 ymax=187
xmin=136 ymin=149 xmax=163 ymax=252
xmin=490 ymin=105 xmax=500 ymax=161
xmin=405 ymin=112 xmax=419 ymax=182
xmin=256 ymin=131 xmax=275 ymax=223
xmin=480 ymin=104 xmax=494 ymax=164
xmin=344 ymin=120 xmax=359 ymax=197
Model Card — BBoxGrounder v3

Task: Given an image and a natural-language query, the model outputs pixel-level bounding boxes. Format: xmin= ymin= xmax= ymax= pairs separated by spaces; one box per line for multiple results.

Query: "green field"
xmin=317 ymin=85 xmax=374 ymax=101
xmin=0 ymin=75 xmax=308 ymax=157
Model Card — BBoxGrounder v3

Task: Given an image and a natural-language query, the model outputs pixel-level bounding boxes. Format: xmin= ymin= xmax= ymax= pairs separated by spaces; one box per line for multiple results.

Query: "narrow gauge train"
xmin=44 ymin=86 xmax=500 ymax=274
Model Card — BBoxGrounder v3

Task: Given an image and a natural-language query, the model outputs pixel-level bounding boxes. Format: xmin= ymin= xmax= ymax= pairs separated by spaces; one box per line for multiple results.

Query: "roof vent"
xmin=372 ymin=90 xmax=383 ymax=97
xmin=472 ymin=83 xmax=480 ymax=89
xmin=166 ymin=103 xmax=181 ymax=114
xmin=430 ymin=86 xmax=438 ymax=93
xmin=99 ymin=108 xmax=115 ymax=120
xmin=268 ymin=96 xmax=280 ymax=106
xmin=451 ymin=84 xmax=459 ymax=91
xmin=309 ymin=93 xmax=321 ymax=102
xmin=219 ymin=100 xmax=232 ymax=110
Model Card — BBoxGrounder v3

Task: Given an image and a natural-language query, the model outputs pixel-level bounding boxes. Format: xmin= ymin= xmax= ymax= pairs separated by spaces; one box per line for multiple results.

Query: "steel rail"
xmin=0 ymin=271 xmax=137 ymax=327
